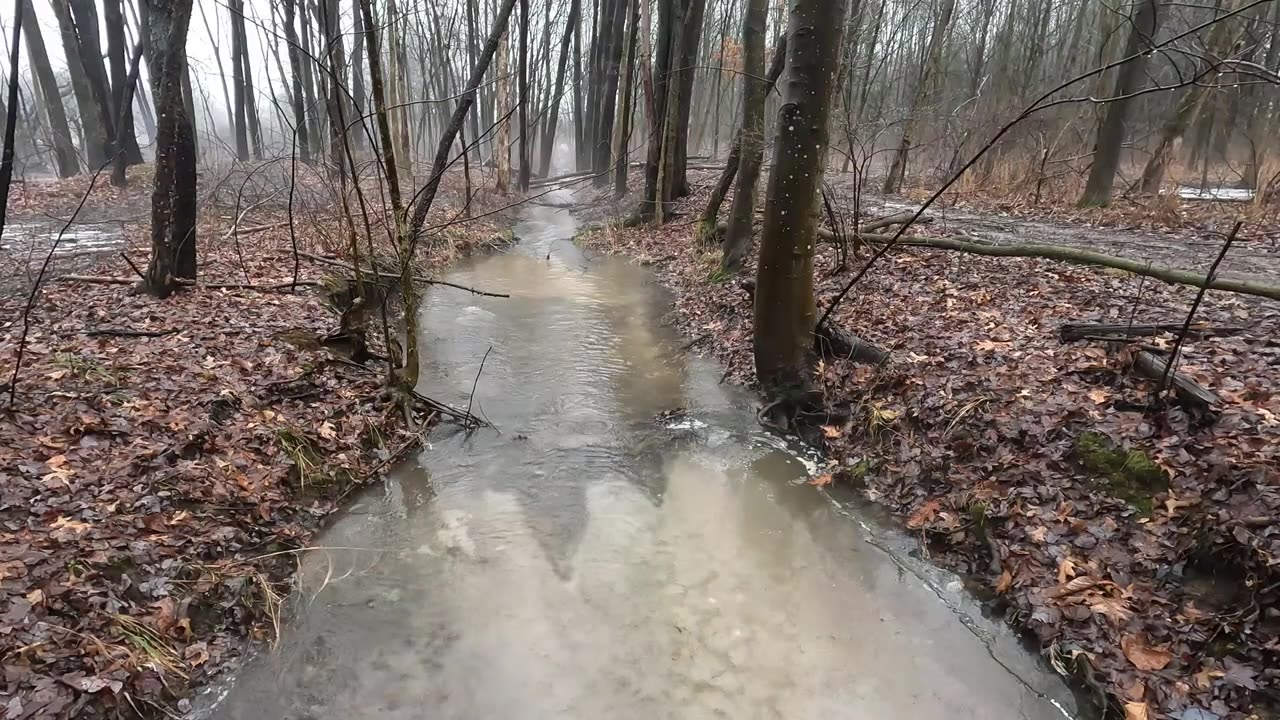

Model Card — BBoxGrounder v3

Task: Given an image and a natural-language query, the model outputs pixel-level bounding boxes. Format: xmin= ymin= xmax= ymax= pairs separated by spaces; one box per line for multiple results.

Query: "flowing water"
xmin=201 ymin=190 xmax=1084 ymax=720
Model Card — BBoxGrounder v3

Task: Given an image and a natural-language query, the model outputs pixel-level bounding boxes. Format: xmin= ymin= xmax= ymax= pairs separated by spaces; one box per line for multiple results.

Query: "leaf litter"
xmin=0 ymin=169 xmax=513 ymax=717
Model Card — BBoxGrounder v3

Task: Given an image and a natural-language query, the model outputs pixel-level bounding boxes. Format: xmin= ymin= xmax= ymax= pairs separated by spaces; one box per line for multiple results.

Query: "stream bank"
xmin=576 ymin=168 xmax=1280 ymax=720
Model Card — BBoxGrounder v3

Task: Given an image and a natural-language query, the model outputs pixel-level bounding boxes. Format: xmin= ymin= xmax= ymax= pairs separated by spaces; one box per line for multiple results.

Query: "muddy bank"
xmin=577 ymin=169 xmax=1279 ymax=720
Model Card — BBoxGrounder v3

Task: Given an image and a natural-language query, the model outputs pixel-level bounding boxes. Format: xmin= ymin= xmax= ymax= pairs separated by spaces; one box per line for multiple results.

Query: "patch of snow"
xmin=1175 ymin=185 xmax=1255 ymax=202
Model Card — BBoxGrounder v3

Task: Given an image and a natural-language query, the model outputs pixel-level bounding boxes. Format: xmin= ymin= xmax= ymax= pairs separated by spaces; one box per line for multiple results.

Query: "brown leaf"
xmin=807 ymin=473 xmax=833 ymax=488
xmin=1123 ymin=701 xmax=1149 ymax=720
xmin=1089 ymin=596 xmax=1134 ymax=625
xmin=1045 ymin=575 xmax=1096 ymax=599
xmin=906 ymin=499 xmax=940 ymax=529
xmin=820 ymin=424 xmax=843 ymax=439
xmin=1122 ymin=633 xmax=1174 ymax=671
xmin=994 ymin=569 xmax=1013 ymax=594
xmin=1057 ymin=557 xmax=1077 ymax=584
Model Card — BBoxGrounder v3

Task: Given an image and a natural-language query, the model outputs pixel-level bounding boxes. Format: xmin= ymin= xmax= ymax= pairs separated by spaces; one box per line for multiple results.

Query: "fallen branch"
xmin=58 ymin=275 xmax=321 ymax=290
xmin=298 ymin=251 xmax=510 ymax=298
xmin=1060 ymin=322 xmax=1248 ymax=342
xmin=850 ymin=231 xmax=1280 ymax=302
xmin=407 ymin=388 xmax=489 ymax=429
xmin=860 ymin=211 xmax=933 ymax=233
xmin=83 ymin=328 xmax=179 ymax=338
xmin=1131 ymin=350 xmax=1222 ymax=409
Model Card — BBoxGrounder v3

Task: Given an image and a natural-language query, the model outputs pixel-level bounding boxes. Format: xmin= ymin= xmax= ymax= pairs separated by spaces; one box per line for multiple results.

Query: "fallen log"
xmin=298 ymin=251 xmax=510 ymax=297
xmin=814 ymin=322 xmax=891 ymax=365
xmin=1060 ymin=322 xmax=1248 ymax=342
xmin=851 ymin=231 xmax=1280 ymax=302
xmin=1131 ymin=351 xmax=1222 ymax=409
xmin=860 ymin=211 xmax=934 ymax=233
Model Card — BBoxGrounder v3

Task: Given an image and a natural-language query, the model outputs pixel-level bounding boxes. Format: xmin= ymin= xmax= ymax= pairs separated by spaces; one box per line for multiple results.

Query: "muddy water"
xmin=203 ymin=191 xmax=1082 ymax=720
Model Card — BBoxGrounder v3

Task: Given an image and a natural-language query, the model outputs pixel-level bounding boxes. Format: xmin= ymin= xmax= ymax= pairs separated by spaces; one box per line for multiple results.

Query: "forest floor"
xmin=577 ymin=167 xmax=1279 ymax=720
xmin=0 ymin=166 xmax=513 ymax=718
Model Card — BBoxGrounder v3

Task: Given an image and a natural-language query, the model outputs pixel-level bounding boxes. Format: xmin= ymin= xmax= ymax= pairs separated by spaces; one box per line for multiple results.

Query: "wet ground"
xmin=198 ymin=190 xmax=1083 ymax=719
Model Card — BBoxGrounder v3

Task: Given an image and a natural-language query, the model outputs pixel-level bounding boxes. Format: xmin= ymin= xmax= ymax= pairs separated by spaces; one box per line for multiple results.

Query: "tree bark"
xmin=142 ymin=0 xmax=196 ymax=297
xmin=495 ymin=28 xmax=512 ymax=192
xmin=20 ymin=0 xmax=80 ymax=177
xmin=754 ymin=0 xmax=846 ymax=401
xmin=103 ymin=0 xmax=143 ymax=165
xmin=1079 ymin=0 xmax=1159 ymax=207
xmin=51 ymin=0 xmax=109 ymax=166
xmin=282 ymin=0 xmax=311 ymax=163
xmin=518 ymin=0 xmax=531 ymax=190
xmin=671 ymin=0 xmax=707 ymax=196
xmin=720 ymin=0 xmax=768 ymax=273
xmin=229 ymin=0 xmax=250 ymax=160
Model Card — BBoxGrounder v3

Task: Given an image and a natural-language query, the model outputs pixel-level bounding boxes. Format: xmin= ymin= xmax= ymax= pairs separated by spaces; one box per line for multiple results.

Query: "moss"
xmin=1074 ymin=432 xmax=1167 ymax=515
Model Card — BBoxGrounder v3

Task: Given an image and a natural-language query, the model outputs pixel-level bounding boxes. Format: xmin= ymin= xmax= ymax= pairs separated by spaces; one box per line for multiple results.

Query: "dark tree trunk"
xmin=350 ymin=0 xmax=366 ymax=151
xmin=671 ymin=0 xmax=707 ymax=196
xmin=320 ymin=0 xmax=347 ymax=175
xmin=104 ymin=0 xmax=144 ymax=165
xmin=283 ymin=0 xmax=311 ymax=162
xmin=518 ymin=0 xmax=531 ymax=190
xmin=591 ymin=0 xmax=629 ymax=184
xmin=229 ymin=0 xmax=250 ymax=160
xmin=637 ymin=0 xmax=677 ymax=220
xmin=1079 ymin=0 xmax=1159 ymax=207
xmin=614 ymin=0 xmax=640 ymax=196
xmin=68 ymin=0 xmax=120 ymax=161
xmin=572 ymin=13 xmax=585 ymax=170
xmin=142 ymin=0 xmax=197 ymax=297
xmin=110 ymin=40 xmax=146 ymax=186
xmin=1 ymin=0 xmax=23 ymax=236
xmin=540 ymin=0 xmax=580 ymax=176
xmin=52 ymin=0 xmax=109 ymax=166
xmin=20 ymin=0 xmax=80 ymax=177
xmin=720 ymin=0 xmax=768 ymax=273
xmin=237 ymin=0 xmax=263 ymax=159
xmin=696 ymin=37 xmax=785 ymax=242
xmin=754 ymin=0 xmax=846 ymax=402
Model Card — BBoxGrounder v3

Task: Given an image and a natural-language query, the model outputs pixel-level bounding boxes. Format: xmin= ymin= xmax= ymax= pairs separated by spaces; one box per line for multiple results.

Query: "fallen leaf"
xmin=1122 ymin=633 xmax=1174 ymax=671
xmin=807 ymin=473 xmax=833 ymax=487
xmin=907 ymin=499 xmax=940 ymax=529
xmin=1124 ymin=701 xmax=1149 ymax=720
xmin=1057 ymin=557 xmax=1077 ymax=584
xmin=1087 ymin=388 xmax=1111 ymax=404
xmin=820 ymin=424 xmax=843 ymax=439
xmin=995 ymin=569 xmax=1013 ymax=594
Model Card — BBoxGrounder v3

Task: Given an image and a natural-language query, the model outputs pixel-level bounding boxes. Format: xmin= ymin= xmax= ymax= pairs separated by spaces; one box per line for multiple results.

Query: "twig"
xmin=464 ymin=346 xmax=492 ymax=436
xmin=57 ymin=275 xmax=321 ymax=290
xmin=8 ymin=156 xmax=115 ymax=409
xmin=120 ymin=252 xmax=147 ymax=281
xmin=1157 ymin=222 xmax=1241 ymax=407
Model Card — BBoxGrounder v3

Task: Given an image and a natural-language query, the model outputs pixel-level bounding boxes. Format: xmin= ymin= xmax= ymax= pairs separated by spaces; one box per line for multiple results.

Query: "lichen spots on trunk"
xmin=752 ymin=2 xmax=845 ymax=410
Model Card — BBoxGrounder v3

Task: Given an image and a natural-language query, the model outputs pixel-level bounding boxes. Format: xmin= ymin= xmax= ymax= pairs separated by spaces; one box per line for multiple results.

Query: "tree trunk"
xmin=613 ymin=0 xmax=640 ymax=196
xmin=1079 ymin=0 xmax=1159 ymax=207
xmin=572 ymin=14 xmax=585 ymax=170
xmin=320 ymin=0 xmax=347 ymax=175
xmin=20 ymin=0 xmax=79 ymax=177
xmin=52 ymin=0 xmax=109 ymax=167
xmin=591 ymin=0 xmax=630 ymax=184
xmin=350 ymin=0 xmax=366 ymax=152
xmin=754 ymin=0 xmax=846 ymax=402
xmin=881 ymin=0 xmax=955 ymax=194
xmin=671 ymin=0 xmax=708 ymax=196
xmin=495 ymin=29 xmax=512 ymax=192
xmin=104 ymin=0 xmax=143 ymax=165
xmin=517 ymin=0 xmax=531 ymax=190
xmin=540 ymin=0 xmax=580 ymax=176
xmin=229 ymin=0 xmax=249 ymax=160
xmin=283 ymin=0 xmax=311 ymax=163
xmin=720 ymin=0 xmax=768 ymax=273
xmin=695 ymin=36 xmax=785 ymax=242
xmin=142 ymin=0 xmax=196 ymax=297
xmin=68 ymin=0 xmax=119 ymax=160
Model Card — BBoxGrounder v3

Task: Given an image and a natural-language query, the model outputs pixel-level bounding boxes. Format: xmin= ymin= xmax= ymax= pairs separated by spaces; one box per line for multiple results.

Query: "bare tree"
xmin=20 ymin=0 xmax=79 ymax=177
